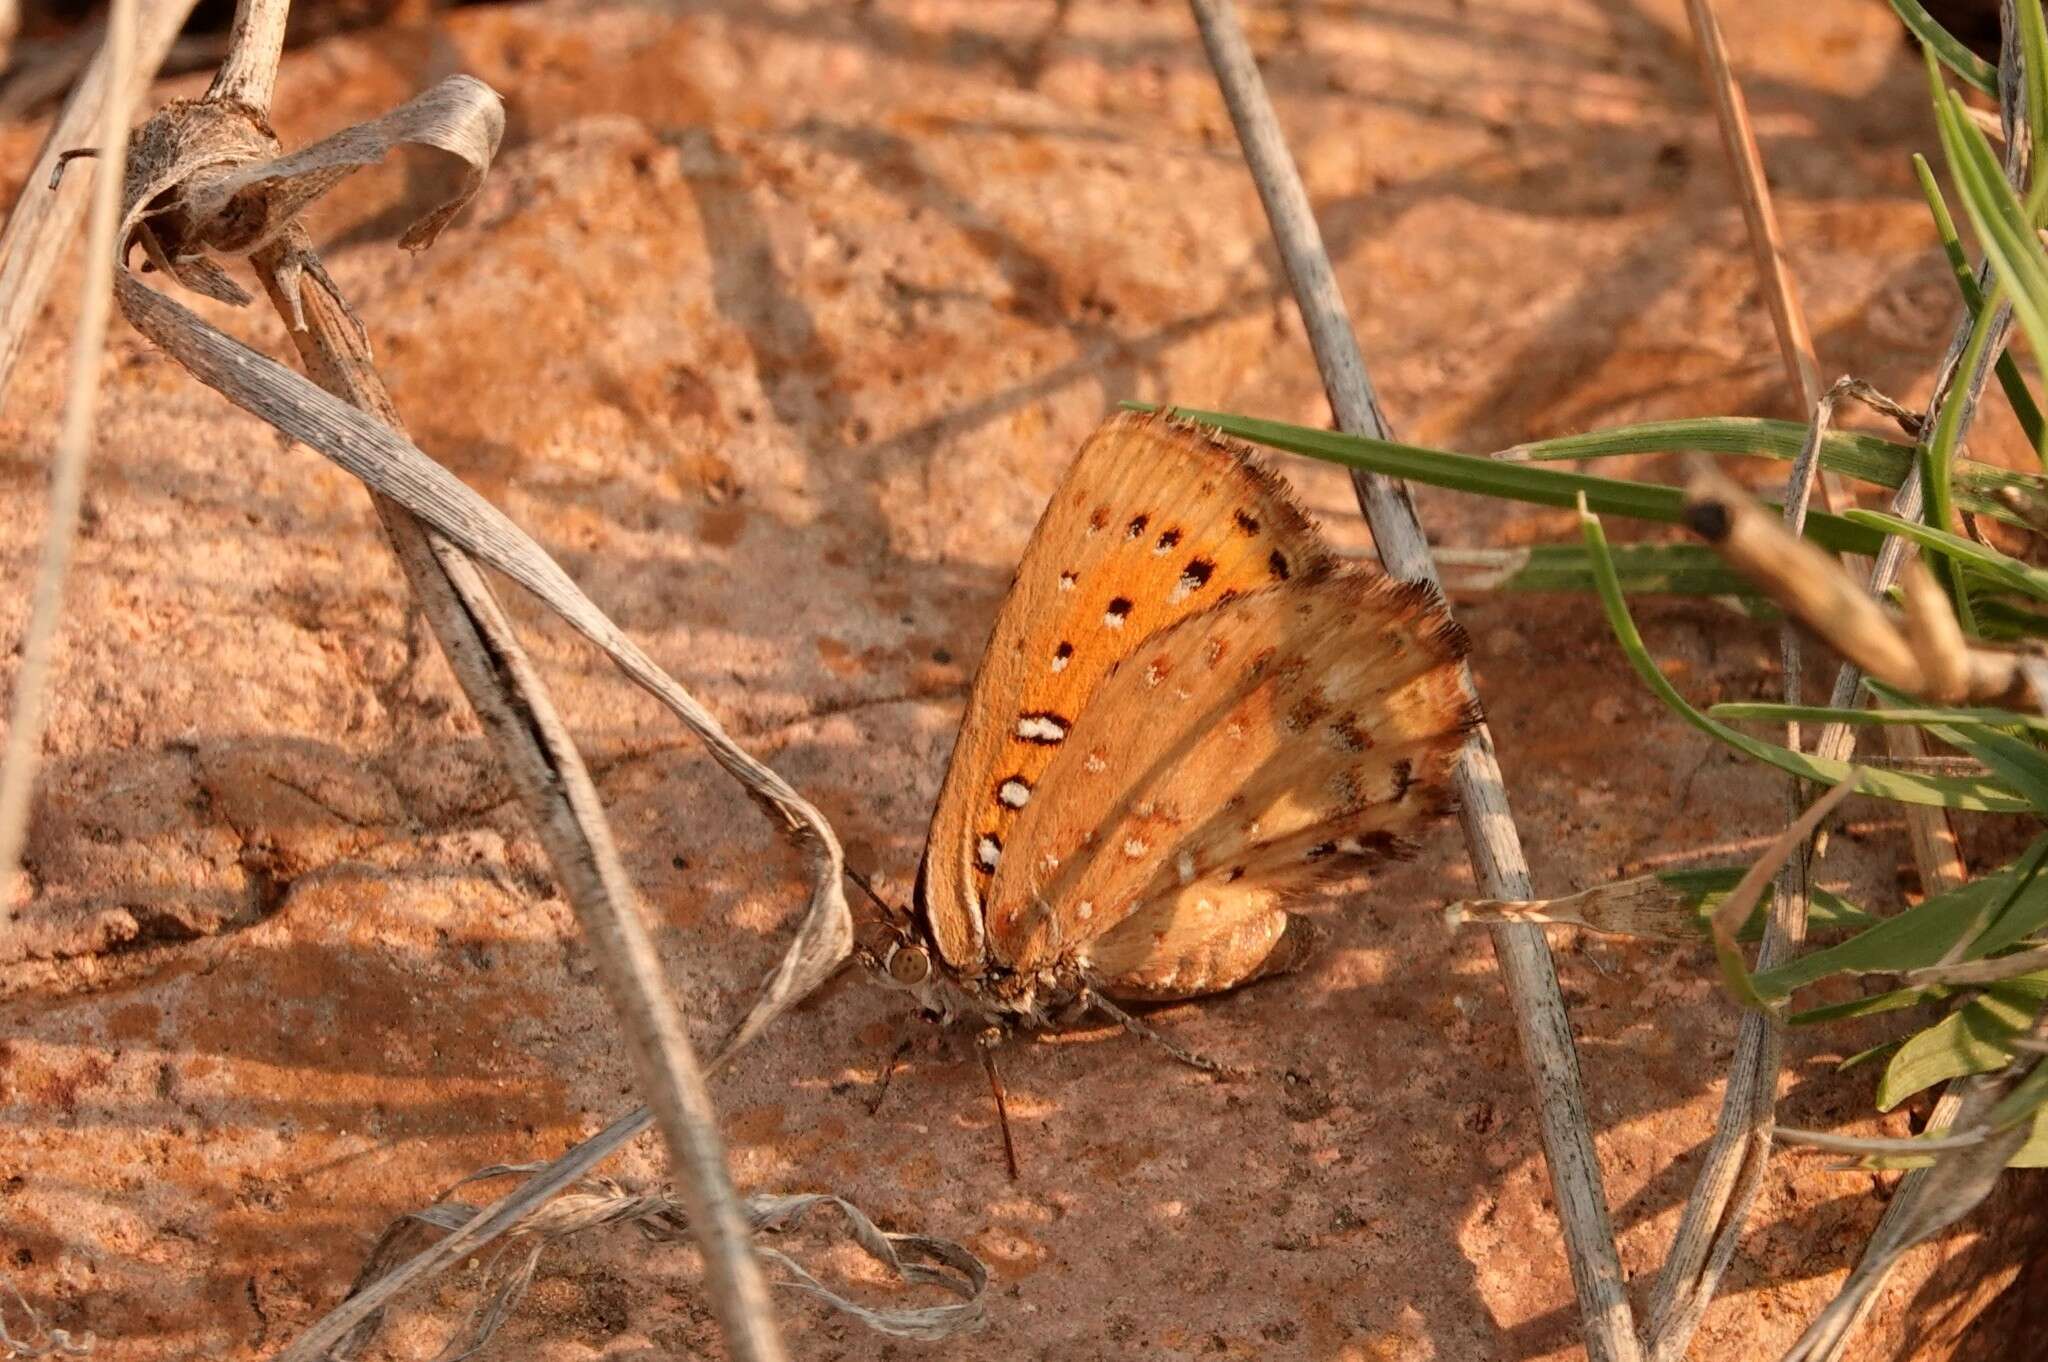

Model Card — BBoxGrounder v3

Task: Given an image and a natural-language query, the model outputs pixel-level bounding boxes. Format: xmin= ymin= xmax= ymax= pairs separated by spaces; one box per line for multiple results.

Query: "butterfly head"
xmin=847 ymin=868 xmax=951 ymax=1018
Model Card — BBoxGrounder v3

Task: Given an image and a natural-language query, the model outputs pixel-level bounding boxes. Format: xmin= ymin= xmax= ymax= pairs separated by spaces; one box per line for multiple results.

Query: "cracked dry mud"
xmin=1 ymin=1 xmax=2043 ymax=1358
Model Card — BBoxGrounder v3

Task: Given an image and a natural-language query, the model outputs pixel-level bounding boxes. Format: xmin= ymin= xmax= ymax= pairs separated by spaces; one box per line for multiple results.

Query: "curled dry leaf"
xmin=116 ymin=75 xmax=504 ymax=322
xmin=332 ymin=1174 xmax=987 ymax=1356
xmin=0 ymin=1274 xmax=94 ymax=1359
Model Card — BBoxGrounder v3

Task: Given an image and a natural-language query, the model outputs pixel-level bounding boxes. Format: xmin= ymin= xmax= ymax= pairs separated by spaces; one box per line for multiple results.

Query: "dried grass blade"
xmin=1706 ymin=777 xmax=1859 ymax=1007
xmin=1184 ymin=3 xmax=1637 ymax=1358
xmin=0 ymin=0 xmax=197 ymax=406
xmin=0 ymin=0 xmax=136 ymax=928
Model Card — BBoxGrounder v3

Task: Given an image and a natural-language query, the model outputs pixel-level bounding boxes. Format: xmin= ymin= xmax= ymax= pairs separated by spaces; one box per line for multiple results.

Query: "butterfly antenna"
xmin=843 ymin=865 xmax=904 ymax=920
xmin=1086 ymin=990 xmax=1241 ymax=1079
xmin=977 ymin=1038 xmax=1021 ymax=1182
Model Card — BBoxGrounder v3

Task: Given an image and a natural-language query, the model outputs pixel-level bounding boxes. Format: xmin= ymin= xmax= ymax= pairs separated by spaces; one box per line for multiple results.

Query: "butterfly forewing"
xmin=918 ymin=412 xmax=1335 ymax=976
xmin=981 ymin=570 xmax=1477 ymax=992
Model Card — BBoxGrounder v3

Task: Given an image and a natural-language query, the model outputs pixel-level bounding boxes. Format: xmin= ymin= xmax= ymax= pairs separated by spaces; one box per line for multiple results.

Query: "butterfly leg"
xmin=864 ymin=1032 xmax=918 ymax=1116
xmin=976 ymin=1028 xmax=1022 ymax=1181
xmin=1081 ymin=989 xmax=1244 ymax=1079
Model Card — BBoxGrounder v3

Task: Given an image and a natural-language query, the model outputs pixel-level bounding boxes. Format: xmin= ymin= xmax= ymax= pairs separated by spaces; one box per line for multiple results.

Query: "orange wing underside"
xmin=918 ymin=410 xmax=1475 ymax=1000
xmin=918 ymin=410 xmax=1334 ymax=975
xmin=984 ymin=570 xmax=1476 ymax=993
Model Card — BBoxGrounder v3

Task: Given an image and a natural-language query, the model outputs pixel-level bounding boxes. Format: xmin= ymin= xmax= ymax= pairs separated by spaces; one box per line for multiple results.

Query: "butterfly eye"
xmin=885 ymin=944 xmax=933 ymax=987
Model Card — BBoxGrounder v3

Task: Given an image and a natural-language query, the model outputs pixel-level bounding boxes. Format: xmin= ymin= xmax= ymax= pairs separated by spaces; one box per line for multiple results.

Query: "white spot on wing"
xmin=1123 ymin=837 xmax=1148 ymax=858
xmin=1059 ymin=572 xmax=1078 ymax=591
xmin=1176 ymin=850 xmax=1196 ymax=885
xmin=1085 ymin=752 xmax=1107 ymax=773
xmin=1077 ymin=900 xmax=1094 ymax=921
xmin=976 ymin=836 xmax=1001 ymax=870
xmin=999 ymin=778 xmax=1031 ymax=808
xmin=1051 ymin=652 xmax=1068 ymax=673
xmin=1017 ymin=715 xmax=1068 ymax=743
xmin=1102 ymin=609 xmax=1126 ymax=630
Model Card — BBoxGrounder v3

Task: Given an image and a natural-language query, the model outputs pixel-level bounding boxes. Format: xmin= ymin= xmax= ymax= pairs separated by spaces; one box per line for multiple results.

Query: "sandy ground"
xmin=0 ymin=0 xmax=2042 ymax=1357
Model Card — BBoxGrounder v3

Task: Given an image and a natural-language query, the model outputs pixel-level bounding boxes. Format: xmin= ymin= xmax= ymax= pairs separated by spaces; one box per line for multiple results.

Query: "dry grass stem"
xmin=1643 ymin=382 xmax=1840 ymax=1362
xmin=1648 ymin=26 xmax=1943 ymax=1334
xmin=0 ymin=0 xmax=136 ymax=929
xmin=1905 ymin=943 xmax=2048 ymax=986
xmin=1185 ymin=3 xmax=1636 ymax=1357
xmin=1705 ymin=777 xmax=1856 ymax=971
xmin=0 ymin=0 xmax=196 ymax=406
xmin=1681 ymin=0 xmax=1842 ymax=512
xmin=345 ymin=1176 xmax=985 ymax=1354
xmin=95 ymin=3 xmax=901 ymax=1351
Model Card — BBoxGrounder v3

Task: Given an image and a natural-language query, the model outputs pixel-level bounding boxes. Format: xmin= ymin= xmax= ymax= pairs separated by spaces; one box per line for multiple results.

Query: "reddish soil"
xmin=0 ymin=1 xmax=2041 ymax=1359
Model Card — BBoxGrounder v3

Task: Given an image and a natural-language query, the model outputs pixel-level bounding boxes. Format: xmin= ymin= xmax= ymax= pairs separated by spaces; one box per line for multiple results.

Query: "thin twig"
xmin=204 ymin=0 xmax=286 ymax=109
xmin=0 ymin=0 xmax=197 ymax=409
xmin=1184 ymin=4 xmax=1637 ymax=1358
xmin=1681 ymin=0 xmax=1841 ymax=512
xmin=1645 ymin=396 xmax=1834 ymax=1353
xmin=0 ymin=0 xmax=136 ymax=926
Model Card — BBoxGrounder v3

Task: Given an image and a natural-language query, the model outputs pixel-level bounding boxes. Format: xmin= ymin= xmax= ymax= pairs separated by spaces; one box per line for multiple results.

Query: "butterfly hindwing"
xmin=917 ymin=411 xmax=1335 ymax=976
xmin=980 ymin=569 xmax=1477 ymax=992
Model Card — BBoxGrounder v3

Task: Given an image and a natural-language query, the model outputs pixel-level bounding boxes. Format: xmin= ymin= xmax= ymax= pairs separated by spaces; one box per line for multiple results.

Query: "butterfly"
xmin=865 ymin=410 xmax=1478 ymax=1074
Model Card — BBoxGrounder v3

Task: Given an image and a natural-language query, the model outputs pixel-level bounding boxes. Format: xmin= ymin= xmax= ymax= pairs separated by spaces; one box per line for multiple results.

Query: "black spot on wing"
xmin=1269 ymin=549 xmax=1292 ymax=581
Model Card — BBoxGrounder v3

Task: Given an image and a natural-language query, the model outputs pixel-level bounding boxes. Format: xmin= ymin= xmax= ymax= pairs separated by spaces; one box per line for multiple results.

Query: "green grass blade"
xmin=1877 ymin=976 xmax=2048 ymax=1109
xmin=1844 ymin=508 xmax=2048 ymax=601
xmin=1153 ymin=405 xmax=1890 ymax=555
xmin=1447 ymin=543 xmax=1754 ymax=596
xmin=1516 ymin=415 xmax=2048 ymax=533
xmin=1839 ymin=1039 xmax=1905 ymax=1072
xmin=1198 ymin=408 xmax=2048 ymax=533
xmin=1932 ymin=71 xmax=2048 ymax=469
xmin=1790 ymin=985 xmax=1946 ymax=1026
xmin=1710 ymin=700 xmax=2048 ymax=736
xmin=1506 ymin=417 xmax=1916 ymax=483
xmin=1889 ymin=0 xmax=1999 ymax=95
xmin=1914 ymin=153 xmax=2047 ymax=445
xmin=1579 ymin=503 xmax=2029 ymax=813
xmin=1754 ymin=837 xmax=2048 ymax=996
xmin=2021 ymin=0 xmax=2048 ymax=196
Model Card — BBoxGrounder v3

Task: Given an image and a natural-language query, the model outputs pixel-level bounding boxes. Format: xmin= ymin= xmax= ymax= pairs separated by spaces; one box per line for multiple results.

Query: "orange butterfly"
xmin=867 ymin=410 xmax=1478 ymax=1073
